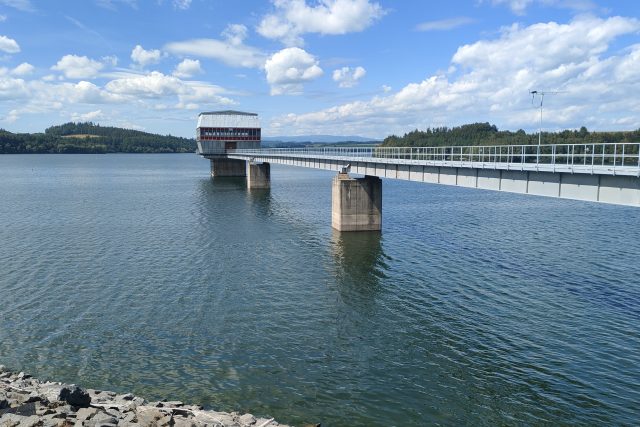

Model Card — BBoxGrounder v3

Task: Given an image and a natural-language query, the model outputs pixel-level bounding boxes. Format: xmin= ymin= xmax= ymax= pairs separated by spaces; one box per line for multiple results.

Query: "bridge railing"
xmin=229 ymin=143 xmax=640 ymax=170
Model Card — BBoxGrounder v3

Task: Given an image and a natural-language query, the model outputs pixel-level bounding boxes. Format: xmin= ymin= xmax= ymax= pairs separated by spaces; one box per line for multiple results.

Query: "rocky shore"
xmin=0 ymin=366 xmax=291 ymax=427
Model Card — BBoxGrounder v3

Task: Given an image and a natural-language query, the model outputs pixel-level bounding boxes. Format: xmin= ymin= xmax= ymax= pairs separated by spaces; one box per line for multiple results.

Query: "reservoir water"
xmin=1 ymin=154 xmax=639 ymax=426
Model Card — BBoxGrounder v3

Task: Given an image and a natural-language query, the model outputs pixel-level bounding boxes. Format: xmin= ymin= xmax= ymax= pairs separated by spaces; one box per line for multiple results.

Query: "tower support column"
xmin=210 ymin=158 xmax=246 ymax=177
xmin=332 ymin=173 xmax=382 ymax=231
xmin=247 ymin=162 xmax=271 ymax=189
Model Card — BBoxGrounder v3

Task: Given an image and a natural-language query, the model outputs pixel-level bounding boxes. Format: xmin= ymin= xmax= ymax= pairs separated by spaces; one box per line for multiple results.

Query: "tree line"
xmin=382 ymin=123 xmax=640 ymax=147
xmin=0 ymin=122 xmax=196 ymax=154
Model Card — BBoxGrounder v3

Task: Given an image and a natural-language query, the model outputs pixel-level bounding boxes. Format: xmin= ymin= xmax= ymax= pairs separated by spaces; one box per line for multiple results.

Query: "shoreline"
xmin=0 ymin=365 xmax=290 ymax=427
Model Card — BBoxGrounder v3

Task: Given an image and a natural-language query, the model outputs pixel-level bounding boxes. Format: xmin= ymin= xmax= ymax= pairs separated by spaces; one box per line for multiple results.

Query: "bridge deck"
xmin=201 ymin=143 xmax=640 ymax=207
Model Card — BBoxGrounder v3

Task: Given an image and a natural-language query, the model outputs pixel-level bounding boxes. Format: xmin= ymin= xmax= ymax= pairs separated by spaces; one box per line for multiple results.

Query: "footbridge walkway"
xmin=200 ymin=143 xmax=640 ymax=231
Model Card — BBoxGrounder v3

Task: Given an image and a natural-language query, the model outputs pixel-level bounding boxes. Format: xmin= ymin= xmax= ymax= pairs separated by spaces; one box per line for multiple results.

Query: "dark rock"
xmin=0 ymin=398 xmax=9 ymax=409
xmin=59 ymin=385 xmax=91 ymax=408
xmin=0 ymin=401 xmax=37 ymax=416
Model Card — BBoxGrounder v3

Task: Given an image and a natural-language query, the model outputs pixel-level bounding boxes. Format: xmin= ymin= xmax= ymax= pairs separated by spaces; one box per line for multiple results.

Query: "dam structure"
xmin=197 ymin=111 xmax=640 ymax=231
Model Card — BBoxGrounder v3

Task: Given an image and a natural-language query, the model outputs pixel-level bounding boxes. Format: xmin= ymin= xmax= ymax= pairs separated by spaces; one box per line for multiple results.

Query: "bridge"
xmin=199 ymin=142 xmax=640 ymax=231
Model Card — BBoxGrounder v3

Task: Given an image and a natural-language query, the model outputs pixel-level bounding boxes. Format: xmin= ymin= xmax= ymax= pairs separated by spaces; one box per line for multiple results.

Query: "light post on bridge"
xmin=530 ymin=90 xmax=562 ymax=164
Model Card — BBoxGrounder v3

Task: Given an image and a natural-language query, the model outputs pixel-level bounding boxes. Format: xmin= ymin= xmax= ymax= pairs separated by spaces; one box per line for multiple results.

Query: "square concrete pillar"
xmin=210 ymin=159 xmax=246 ymax=177
xmin=247 ymin=162 xmax=270 ymax=189
xmin=332 ymin=173 xmax=382 ymax=231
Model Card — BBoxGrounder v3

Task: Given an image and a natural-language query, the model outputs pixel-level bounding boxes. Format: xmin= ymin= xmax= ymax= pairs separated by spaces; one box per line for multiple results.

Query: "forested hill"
xmin=382 ymin=123 xmax=640 ymax=147
xmin=0 ymin=122 xmax=196 ymax=154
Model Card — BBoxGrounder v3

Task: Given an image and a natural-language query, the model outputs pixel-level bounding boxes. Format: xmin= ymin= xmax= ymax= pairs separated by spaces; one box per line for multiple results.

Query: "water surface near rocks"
xmin=1 ymin=154 xmax=639 ymax=426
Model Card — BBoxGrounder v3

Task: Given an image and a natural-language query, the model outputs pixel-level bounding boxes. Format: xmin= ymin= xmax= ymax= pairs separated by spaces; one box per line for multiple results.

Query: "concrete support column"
xmin=247 ymin=162 xmax=271 ymax=189
xmin=332 ymin=173 xmax=382 ymax=231
xmin=210 ymin=158 xmax=246 ymax=177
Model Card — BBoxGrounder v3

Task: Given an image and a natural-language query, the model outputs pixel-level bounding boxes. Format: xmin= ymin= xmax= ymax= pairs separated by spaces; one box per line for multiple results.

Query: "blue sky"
xmin=0 ymin=0 xmax=638 ymax=138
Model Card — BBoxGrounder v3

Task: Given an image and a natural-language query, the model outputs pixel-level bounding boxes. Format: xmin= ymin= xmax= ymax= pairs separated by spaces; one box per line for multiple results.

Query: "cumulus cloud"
xmin=416 ymin=17 xmax=475 ymax=31
xmin=106 ymin=71 xmax=184 ymax=97
xmin=71 ymin=109 xmax=104 ymax=122
xmin=0 ymin=76 xmax=29 ymax=100
xmin=270 ymin=16 xmax=640 ymax=137
xmin=173 ymin=58 xmax=202 ymax=78
xmin=332 ymin=66 xmax=365 ymax=88
xmin=51 ymin=55 xmax=105 ymax=79
xmin=0 ymin=35 xmax=20 ymax=53
xmin=131 ymin=45 xmax=164 ymax=67
xmin=265 ymin=47 xmax=323 ymax=95
xmin=11 ymin=62 xmax=34 ymax=76
xmin=165 ymin=24 xmax=266 ymax=68
xmin=103 ymin=70 xmax=235 ymax=108
xmin=257 ymin=0 xmax=385 ymax=46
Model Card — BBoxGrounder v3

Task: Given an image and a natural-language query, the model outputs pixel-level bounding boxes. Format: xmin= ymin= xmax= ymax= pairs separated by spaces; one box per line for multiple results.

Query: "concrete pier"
xmin=332 ymin=173 xmax=382 ymax=231
xmin=210 ymin=158 xmax=246 ymax=177
xmin=247 ymin=162 xmax=271 ymax=189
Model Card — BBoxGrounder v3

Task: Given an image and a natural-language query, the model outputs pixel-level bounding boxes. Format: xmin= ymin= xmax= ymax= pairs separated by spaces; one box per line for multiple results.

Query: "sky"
xmin=0 ymin=0 xmax=638 ymax=139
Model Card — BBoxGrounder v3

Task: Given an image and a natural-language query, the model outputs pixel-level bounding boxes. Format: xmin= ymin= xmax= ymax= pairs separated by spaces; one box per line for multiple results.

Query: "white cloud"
xmin=172 ymin=0 xmax=191 ymax=9
xmin=0 ymin=15 xmax=6 ymax=22
xmin=173 ymin=58 xmax=202 ymax=78
xmin=103 ymin=70 xmax=235 ymax=108
xmin=11 ymin=62 xmax=34 ymax=76
xmin=51 ymin=55 xmax=105 ymax=79
xmin=332 ymin=66 xmax=366 ymax=88
xmin=257 ymin=0 xmax=385 ymax=46
xmin=270 ymin=16 xmax=640 ymax=137
xmin=165 ymin=25 xmax=266 ymax=68
xmin=96 ymin=0 xmax=137 ymax=11
xmin=102 ymin=55 xmax=118 ymax=67
xmin=2 ymin=109 xmax=20 ymax=123
xmin=489 ymin=0 xmax=533 ymax=15
xmin=0 ymin=35 xmax=20 ymax=53
xmin=265 ymin=47 xmax=323 ymax=95
xmin=106 ymin=71 xmax=184 ymax=97
xmin=416 ymin=17 xmax=475 ymax=31
xmin=0 ymin=0 xmax=34 ymax=12
xmin=131 ymin=45 xmax=164 ymax=67
xmin=71 ymin=109 xmax=104 ymax=122
xmin=487 ymin=0 xmax=597 ymax=15
xmin=221 ymin=24 xmax=248 ymax=46
xmin=177 ymin=82 xmax=236 ymax=108
xmin=0 ymin=76 xmax=29 ymax=100
xmin=382 ymin=84 xmax=391 ymax=92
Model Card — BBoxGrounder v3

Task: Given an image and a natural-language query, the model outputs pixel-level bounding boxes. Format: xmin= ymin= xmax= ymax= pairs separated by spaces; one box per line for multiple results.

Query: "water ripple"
xmin=0 ymin=155 xmax=639 ymax=426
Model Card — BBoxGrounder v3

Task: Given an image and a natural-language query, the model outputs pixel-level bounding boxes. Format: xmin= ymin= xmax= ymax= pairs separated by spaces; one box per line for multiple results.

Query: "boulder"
xmin=59 ymin=385 xmax=91 ymax=408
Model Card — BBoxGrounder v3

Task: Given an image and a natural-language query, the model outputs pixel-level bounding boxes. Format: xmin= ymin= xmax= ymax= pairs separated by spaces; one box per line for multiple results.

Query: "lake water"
xmin=1 ymin=154 xmax=639 ymax=426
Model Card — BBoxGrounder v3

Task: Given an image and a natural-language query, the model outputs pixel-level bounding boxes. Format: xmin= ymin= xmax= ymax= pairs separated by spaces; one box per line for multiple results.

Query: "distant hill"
xmin=263 ymin=135 xmax=379 ymax=143
xmin=0 ymin=122 xmax=196 ymax=154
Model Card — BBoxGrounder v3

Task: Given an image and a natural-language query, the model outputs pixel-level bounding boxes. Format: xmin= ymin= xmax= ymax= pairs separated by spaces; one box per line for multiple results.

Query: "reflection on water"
xmin=1 ymin=156 xmax=640 ymax=426
xmin=331 ymin=230 xmax=386 ymax=294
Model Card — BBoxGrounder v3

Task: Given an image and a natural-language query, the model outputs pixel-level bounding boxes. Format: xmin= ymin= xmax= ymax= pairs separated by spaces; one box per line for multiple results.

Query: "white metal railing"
xmin=204 ymin=143 xmax=640 ymax=175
